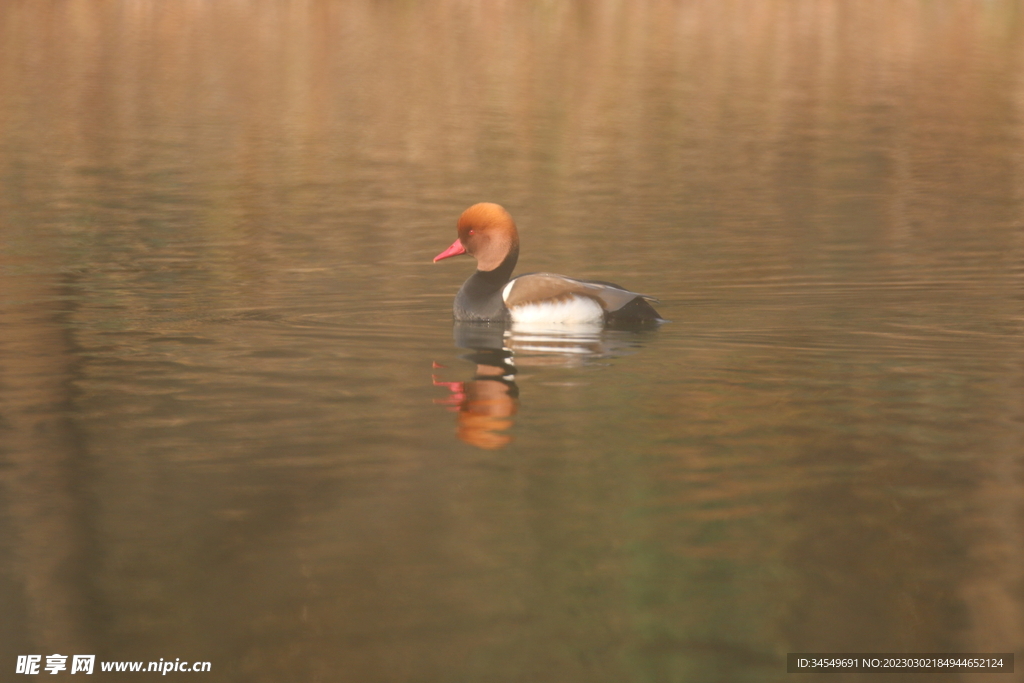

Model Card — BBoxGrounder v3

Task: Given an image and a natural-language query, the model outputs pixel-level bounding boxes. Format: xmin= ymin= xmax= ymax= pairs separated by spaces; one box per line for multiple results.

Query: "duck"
xmin=434 ymin=203 xmax=662 ymax=325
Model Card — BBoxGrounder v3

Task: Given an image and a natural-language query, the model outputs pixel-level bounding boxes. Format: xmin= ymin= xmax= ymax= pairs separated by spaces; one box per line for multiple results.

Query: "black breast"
xmin=454 ymin=270 xmax=510 ymax=322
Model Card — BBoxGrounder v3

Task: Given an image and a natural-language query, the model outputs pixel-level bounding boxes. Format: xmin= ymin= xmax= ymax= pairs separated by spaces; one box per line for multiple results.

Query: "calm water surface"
xmin=1 ymin=1 xmax=1022 ymax=681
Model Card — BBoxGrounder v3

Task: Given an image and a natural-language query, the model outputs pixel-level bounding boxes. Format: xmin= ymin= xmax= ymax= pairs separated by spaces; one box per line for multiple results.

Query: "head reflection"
xmin=433 ymin=322 xmax=650 ymax=450
xmin=433 ymin=323 xmax=518 ymax=450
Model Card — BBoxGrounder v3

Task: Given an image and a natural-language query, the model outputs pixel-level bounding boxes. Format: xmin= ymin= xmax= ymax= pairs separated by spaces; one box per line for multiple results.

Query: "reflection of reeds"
xmin=3 ymin=1 xmax=1021 ymax=232
xmin=2 ymin=0 xmax=1021 ymax=308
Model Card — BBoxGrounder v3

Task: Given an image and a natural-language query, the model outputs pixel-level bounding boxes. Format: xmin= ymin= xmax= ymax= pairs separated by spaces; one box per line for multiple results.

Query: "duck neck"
xmin=477 ymin=244 xmax=518 ymax=286
xmin=454 ymin=246 xmax=519 ymax=322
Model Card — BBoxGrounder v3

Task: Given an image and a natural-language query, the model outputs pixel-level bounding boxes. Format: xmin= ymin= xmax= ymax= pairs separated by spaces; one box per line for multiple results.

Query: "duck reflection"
xmin=433 ymin=323 xmax=518 ymax=450
xmin=434 ymin=322 xmax=656 ymax=449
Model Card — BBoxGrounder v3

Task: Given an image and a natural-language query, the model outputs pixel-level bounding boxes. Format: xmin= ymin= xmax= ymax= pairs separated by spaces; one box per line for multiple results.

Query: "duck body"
xmin=435 ymin=203 xmax=662 ymax=326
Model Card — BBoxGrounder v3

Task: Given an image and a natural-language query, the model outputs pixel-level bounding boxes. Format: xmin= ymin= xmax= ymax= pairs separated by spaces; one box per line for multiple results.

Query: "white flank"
xmin=509 ymin=295 xmax=604 ymax=326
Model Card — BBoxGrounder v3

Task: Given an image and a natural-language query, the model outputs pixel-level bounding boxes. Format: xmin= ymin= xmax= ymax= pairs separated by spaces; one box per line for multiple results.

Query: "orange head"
xmin=434 ymin=203 xmax=520 ymax=272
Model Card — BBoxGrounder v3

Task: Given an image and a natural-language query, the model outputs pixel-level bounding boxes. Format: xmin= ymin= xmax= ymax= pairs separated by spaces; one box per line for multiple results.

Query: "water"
xmin=1 ymin=1 xmax=1022 ymax=681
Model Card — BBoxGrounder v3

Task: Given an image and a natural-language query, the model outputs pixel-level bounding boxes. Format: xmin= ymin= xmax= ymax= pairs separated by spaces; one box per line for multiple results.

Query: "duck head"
xmin=434 ymin=202 xmax=520 ymax=272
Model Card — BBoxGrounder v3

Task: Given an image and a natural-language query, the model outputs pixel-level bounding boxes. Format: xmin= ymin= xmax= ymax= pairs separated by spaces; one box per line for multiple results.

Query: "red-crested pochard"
xmin=434 ymin=203 xmax=662 ymax=325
